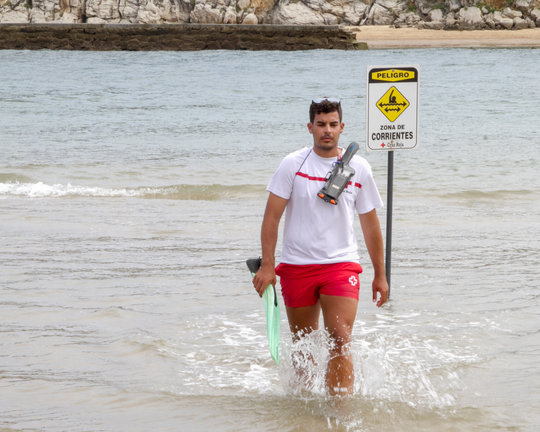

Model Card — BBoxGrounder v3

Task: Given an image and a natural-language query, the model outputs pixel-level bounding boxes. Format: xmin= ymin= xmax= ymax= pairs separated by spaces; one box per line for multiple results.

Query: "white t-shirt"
xmin=267 ymin=146 xmax=383 ymax=265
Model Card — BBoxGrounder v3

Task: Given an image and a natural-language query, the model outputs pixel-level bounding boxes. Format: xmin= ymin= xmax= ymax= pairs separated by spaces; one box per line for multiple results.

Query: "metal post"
xmin=385 ymin=150 xmax=394 ymax=298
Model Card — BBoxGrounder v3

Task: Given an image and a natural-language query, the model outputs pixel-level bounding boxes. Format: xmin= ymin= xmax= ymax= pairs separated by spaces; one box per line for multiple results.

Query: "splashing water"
xmin=170 ymin=309 xmax=479 ymax=431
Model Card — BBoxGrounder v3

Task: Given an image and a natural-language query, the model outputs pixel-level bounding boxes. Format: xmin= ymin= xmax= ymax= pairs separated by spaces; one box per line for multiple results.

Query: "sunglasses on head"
xmin=312 ymin=97 xmax=341 ymax=104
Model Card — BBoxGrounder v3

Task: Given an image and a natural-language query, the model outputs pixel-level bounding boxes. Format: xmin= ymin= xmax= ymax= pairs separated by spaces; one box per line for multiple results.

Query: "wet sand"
xmin=351 ymin=26 xmax=540 ymax=49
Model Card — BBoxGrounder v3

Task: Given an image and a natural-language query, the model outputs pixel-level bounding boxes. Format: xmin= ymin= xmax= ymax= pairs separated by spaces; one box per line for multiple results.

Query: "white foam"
xmin=0 ymin=181 xmax=139 ymax=198
xmin=0 ymin=182 xmax=252 ymax=200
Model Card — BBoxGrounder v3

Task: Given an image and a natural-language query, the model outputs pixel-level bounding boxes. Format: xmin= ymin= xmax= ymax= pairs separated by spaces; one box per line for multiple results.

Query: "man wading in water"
xmin=252 ymin=98 xmax=388 ymax=396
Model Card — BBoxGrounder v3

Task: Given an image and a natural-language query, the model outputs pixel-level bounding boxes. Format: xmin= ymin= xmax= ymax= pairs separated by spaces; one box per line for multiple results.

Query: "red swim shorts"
xmin=275 ymin=262 xmax=363 ymax=308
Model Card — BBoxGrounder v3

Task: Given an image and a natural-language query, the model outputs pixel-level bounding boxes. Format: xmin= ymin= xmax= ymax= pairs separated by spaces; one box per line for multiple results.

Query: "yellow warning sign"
xmin=376 ymin=86 xmax=409 ymax=122
xmin=370 ymin=69 xmax=416 ymax=82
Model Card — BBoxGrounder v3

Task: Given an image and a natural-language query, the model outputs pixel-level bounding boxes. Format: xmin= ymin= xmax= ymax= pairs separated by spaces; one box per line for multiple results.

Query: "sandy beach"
xmin=351 ymin=26 xmax=540 ymax=49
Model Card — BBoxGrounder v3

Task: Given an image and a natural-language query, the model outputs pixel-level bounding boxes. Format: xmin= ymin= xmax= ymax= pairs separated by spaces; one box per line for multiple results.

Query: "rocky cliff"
xmin=1 ymin=0 xmax=539 ymax=30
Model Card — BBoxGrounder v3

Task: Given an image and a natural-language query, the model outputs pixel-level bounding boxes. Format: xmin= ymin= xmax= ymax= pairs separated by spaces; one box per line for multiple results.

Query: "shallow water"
xmin=1 ymin=48 xmax=539 ymax=431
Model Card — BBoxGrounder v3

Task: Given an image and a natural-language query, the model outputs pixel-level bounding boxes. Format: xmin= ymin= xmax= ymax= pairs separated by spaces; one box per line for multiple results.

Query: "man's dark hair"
xmin=309 ymin=99 xmax=342 ymax=123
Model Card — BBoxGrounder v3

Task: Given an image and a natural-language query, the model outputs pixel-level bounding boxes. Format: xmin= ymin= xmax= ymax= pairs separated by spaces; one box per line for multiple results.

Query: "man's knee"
xmin=327 ymin=329 xmax=352 ymax=356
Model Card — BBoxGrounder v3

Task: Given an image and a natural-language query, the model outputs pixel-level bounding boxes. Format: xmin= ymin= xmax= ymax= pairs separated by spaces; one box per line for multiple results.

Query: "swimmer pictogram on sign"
xmin=376 ymin=86 xmax=409 ymax=122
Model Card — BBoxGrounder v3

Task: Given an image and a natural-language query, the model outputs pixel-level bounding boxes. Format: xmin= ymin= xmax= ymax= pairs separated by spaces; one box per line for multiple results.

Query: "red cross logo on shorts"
xmin=349 ymin=275 xmax=358 ymax=286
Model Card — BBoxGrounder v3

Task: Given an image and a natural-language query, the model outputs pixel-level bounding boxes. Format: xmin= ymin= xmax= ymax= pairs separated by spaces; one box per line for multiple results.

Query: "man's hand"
xmin=372 ymin=274 xmax=389 ymax=307
xmin=252 ymin=265 xmax=276 ymax=297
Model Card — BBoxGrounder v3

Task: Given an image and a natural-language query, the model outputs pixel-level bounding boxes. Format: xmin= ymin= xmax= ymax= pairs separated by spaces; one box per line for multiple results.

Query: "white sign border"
xmin=366 ymin=65 xmax=419 ymax=152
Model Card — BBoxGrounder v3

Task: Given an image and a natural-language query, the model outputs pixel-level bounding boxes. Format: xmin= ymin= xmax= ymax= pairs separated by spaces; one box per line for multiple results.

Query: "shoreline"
xmin=0 ymin=23 xmax=539 ymax=51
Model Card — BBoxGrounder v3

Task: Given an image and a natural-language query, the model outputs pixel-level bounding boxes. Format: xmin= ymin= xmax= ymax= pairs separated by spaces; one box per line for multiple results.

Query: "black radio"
xmin=317 ymin=142 xmax=359 ymax=205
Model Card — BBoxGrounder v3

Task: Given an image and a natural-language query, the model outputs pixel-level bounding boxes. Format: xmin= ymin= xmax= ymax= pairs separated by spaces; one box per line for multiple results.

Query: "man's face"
xmin=307 ymin=111 xmax=344 ymax=155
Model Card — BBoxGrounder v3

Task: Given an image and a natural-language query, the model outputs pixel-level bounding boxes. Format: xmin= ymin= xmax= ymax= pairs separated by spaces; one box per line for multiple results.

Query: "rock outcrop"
xmin=0 ymin=23 xmax=366 ymax=50
xmin=1 ymin=0 xmax=539 ymax=29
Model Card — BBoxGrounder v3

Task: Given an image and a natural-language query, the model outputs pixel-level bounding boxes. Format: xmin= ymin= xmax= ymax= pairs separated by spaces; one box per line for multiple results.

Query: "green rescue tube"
xmin=246 ymin=258 xmax=280 ymax=365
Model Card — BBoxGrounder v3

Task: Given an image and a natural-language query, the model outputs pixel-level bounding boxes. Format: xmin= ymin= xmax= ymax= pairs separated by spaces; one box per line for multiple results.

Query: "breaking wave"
xmin=442 ymin=189 xmax=534 ymax=201
xmin=0 ymin=181 xmax=266 ymax=200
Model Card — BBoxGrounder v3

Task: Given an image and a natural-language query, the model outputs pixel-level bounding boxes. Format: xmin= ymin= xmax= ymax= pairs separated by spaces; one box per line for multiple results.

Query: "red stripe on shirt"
xmin=295 ymin=171 xmax=327 ymax=182
xmin=296 ymin=171 xmax=362 ymax=189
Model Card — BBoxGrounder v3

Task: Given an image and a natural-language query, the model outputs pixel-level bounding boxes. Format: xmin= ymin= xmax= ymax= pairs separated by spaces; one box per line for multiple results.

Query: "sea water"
xmin=1 ymin=48 xmax=539 ymax=431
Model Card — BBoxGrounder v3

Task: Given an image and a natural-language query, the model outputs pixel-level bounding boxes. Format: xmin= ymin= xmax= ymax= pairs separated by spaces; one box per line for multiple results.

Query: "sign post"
xmin=366 ymin=66 xmax=419 ymax=298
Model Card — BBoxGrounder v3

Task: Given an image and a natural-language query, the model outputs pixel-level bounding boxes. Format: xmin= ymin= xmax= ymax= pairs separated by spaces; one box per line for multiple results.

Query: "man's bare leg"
xmin=320 ymin=295 xmax=358 ymax=396
xmin=286 ymin=303 xmax=320 ymax=386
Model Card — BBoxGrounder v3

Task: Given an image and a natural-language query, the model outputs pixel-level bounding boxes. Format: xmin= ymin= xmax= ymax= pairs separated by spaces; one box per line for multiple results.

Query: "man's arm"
xmin=252 ymin=192 xmax=288 ymax=297
xmin=359 ymin=209 xmax=389 ymax=307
